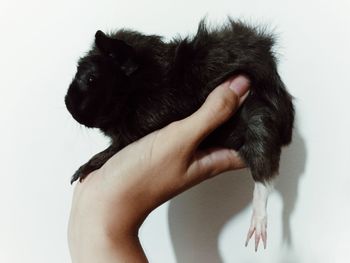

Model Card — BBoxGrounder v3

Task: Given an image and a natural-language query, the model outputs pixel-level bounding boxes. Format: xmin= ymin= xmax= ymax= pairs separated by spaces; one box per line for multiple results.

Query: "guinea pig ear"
xmin=95 ymin=30 xmax=113 ymax=53
xmin=95 ymin=30 xmax=138 ymax=76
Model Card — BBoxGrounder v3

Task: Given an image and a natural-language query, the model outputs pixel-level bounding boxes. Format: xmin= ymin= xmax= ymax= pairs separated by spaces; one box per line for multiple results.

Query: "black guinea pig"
xmin=65 ymin=18 xmax=294 ymax=184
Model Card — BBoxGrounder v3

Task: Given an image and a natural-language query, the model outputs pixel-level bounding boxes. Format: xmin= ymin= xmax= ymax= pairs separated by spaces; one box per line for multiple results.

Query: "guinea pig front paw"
xmin=70 ymin=169 xmax=85 ymax=184
xmin=70 ymin=164 xmax=96 ymax=184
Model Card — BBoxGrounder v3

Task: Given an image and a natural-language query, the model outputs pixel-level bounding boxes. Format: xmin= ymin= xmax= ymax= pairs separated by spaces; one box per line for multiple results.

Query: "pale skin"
xmin=68 ymin=75 xmax=271 ymax=262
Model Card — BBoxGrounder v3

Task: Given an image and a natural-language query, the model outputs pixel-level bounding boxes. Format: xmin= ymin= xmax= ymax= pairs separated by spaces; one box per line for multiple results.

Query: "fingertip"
xmin=228 ymin=150 xmax=247 ymax=169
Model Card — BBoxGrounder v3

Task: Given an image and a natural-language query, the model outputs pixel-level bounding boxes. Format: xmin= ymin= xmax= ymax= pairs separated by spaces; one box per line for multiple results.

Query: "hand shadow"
xmin=168 ymin=127 xmax=306 ymax=263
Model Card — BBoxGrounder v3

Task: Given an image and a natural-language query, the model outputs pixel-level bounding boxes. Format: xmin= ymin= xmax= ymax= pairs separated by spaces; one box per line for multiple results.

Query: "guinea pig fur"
xmin=65 ymin=18 xmax=295 ymax=184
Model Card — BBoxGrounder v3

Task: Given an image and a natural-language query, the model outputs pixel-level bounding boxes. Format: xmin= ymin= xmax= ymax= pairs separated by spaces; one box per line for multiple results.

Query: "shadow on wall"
xmin=168 ymin=127 xmax=306 ymax=263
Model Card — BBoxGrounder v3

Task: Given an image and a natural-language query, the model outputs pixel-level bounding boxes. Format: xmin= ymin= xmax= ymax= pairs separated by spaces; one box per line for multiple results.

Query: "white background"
xmin=1 ymin=0 xmax=350 ymax=262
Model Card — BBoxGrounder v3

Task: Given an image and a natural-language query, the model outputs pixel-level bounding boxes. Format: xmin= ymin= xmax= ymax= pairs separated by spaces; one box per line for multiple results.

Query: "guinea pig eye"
xmin=88 ymin=76 xmax=95 ymax=83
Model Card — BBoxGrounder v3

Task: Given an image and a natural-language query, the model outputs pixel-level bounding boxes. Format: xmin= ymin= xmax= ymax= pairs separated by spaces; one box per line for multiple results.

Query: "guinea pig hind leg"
xmin=70 ymin=145 xmax=119 ymax=184
xmin=245 ymin=180 xmax=273 ymax=251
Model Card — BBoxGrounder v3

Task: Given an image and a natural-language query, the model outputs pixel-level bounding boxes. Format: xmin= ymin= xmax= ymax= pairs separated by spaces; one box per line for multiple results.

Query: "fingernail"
xmin=228 ymin=75 xmax=250 ymax=97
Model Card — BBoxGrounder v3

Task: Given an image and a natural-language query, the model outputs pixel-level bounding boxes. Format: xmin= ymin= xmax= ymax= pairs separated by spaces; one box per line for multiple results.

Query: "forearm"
xmin=69 ymin=232 xmax=148 ymax=263
xmin=68 ymin=184 xmax=149 ymax=263
xmin=101 ymin=235 xmax=148 ymax=263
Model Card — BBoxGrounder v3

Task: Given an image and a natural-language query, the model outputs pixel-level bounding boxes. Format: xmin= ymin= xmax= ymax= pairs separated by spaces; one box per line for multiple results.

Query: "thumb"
xmin=177 ymin=75 xmax=250 ymax=149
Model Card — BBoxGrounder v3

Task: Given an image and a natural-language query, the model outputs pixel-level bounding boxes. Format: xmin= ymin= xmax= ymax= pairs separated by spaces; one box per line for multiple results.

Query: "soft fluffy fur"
xmin=65 ymin=19 xmax=295 ymax=184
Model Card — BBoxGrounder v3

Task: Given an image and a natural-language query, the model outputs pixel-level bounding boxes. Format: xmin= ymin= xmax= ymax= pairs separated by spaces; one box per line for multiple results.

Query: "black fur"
xmin=65 ymin=19 xmax=295 ymax=184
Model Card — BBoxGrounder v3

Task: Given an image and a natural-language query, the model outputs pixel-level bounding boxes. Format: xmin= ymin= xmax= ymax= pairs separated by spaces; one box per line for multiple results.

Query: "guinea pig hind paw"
xmin=245 ymin=213 xmax=267 ymax=251
xmin=245 ymin=181 xmax=271 ymax=251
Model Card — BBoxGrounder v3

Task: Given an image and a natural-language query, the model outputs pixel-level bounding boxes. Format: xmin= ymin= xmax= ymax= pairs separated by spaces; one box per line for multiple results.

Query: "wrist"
xmin=105 ymin=233 xmax=148 ymax=263
xmin=69 ymin=225 xmax=147 ymax=262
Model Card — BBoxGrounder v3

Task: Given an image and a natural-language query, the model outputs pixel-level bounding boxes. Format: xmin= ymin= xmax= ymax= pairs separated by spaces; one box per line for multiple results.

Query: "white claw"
xmin=245 ymin=181 xmax=272 ymax=251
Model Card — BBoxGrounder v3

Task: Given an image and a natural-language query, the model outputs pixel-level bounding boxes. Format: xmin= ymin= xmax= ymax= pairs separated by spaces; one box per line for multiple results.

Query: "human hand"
xmin=68 ymin=75 xmax=250 ymax=262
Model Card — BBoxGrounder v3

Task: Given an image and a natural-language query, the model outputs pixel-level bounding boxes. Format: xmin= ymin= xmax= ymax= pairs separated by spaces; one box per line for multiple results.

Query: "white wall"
xmin=1 ymin=0 xmax=349 ymax=262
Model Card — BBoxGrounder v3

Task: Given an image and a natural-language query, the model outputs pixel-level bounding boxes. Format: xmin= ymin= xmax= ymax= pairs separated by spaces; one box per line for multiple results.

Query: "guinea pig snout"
xmin=64 ymin=93 xmax=74 ymax=114
xmin=65 ymin=80 xmax=101 ymax=128
xmin=65 ymin=82 xmax=78 ymax=113
xmin=65 ymin=82 xmax=88 ymax=121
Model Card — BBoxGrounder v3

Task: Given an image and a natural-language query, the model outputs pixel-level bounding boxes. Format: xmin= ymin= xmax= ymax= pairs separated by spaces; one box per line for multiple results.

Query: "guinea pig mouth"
xmin=65 ymin=95 xmax=96 ymax=128
xmin=71 ymin=112 xmax=96 ymax=128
